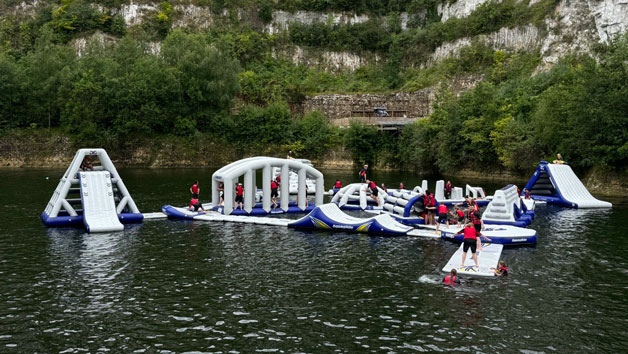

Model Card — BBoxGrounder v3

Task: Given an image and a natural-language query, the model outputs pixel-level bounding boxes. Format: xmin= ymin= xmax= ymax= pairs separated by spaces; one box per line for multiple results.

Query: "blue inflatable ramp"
xmin=288 ymin=203 xmax=440 ymax=238
xmin=79 ymin=171 xmax=124 ymax=233
xmin=524 ymin=162 xmax=611 ymax=208
xmin=442 ymin=243 xmax=504 ymax=277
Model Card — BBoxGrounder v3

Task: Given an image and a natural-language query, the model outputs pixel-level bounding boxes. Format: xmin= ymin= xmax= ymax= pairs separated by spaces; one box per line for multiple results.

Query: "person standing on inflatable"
xmin=443 ymin=268 xmax=460 ymax=285
xmin=445 ymin=181 xmax=453 ymax=199
xmin=436 ymin=203 xmax=449 ymax=232
xmin=218 ymin=182 xmax=224 ymax=206
xmin=553 ymin=153 xmax=565 ymax=164
xmin=334 ymin=180 xmax=342 ymax=189
xmin=425 ymin=190 xmax=437 ymax=225
xmin=235 ymin=183 xmax=244 ymax=210
xmin=190 ymin=181 xmax=200 ymax=198
xmin=358 ymin=164 xmax=368 ymax=183
xmin=455 ymin=222 xmax=491 ymax=268
xmin=271 ymin=179 xmax=279 ymax=209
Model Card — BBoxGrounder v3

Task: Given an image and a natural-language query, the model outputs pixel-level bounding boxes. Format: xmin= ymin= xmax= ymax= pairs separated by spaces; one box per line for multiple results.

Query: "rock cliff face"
xmin=303 ymin=75 xmax=482 ymax=121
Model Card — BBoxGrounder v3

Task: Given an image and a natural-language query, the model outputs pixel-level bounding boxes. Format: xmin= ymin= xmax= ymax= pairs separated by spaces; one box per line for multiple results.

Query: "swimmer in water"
xmin=491 ymin=261 xmax=508 ymax=277
xmin=443 ymin=268 xmax=460 ymax=285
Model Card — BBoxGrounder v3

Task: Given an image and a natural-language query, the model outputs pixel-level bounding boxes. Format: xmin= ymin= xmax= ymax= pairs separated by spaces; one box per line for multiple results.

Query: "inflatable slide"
xmin=524 ymin=161 xmax=611 ymax=208
xmin=79 ymin=171 xmax=124 ymax=233
xmin=289 ymin=203 xmax=440 ymax=238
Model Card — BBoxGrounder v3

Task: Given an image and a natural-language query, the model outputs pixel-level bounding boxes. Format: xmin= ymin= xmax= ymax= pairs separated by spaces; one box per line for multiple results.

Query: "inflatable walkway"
xmin=79 ymin=171 xmax=124 ymax=233
xmin=524 ymin=161 xmax=611 ymax=208
xmin=288 ymin=204 xmax=440 ymax=238
xmin=442 ymin=243 xmax=504 ymax=277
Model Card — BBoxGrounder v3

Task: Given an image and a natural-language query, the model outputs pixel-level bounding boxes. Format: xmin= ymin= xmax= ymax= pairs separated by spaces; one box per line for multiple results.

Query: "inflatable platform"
xmin=524 ymin=161 xmax=611 ymax=208
xmin=288 ymin=203 xmax=440 ymax=238
xmin=162 ymin=206 xmax=291 ymax=226
xmin=438 ymin=224 xmax=537 ymax=245
xmin=442 ymin=243 xmax=504 ymax=277
xmin=41 ymin=149 xmax=142 ymax=232
xmin=482 ymin=185 xmax=535 ymax=227
xmin=434 ymin=180 xmax=491 ymax=207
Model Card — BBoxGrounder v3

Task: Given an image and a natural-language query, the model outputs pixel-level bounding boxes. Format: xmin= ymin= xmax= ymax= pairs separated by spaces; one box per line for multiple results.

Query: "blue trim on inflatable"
xmin=338 ymin=204 xmax=382 ymax=211
xmin=524 ymin=161 xmax=577 ymax=208
xmin=207 ymin=204 xmax=316 ymax=215
xmin=41 ymin=211 xmax=143 ymax=227
xmin=440 ymin=227 xmax=537 ymax=245
xmin=288 ymin=206 xmax=410 ymax=236
xmin=484 ymin=219 xmax=529 ymax=228
xmin=390 ymin=214 xmax=425 ymax=225
xmin=403 ymin=195 xmax=421 ymax=217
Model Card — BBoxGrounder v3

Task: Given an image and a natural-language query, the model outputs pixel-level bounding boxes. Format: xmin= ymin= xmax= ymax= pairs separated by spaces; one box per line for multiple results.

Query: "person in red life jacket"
xmin=491 ymin=261 xmax=509 ymax=277
xmin=365 ymin=180 xmax=381 ymax=206
xmin=218 ymin=182 xmax=224 ymax=206
xmin=399 ymin=182 xmax=405 ymax=190
xmin=468 ymin=208 xmax=485 ymax=251
xmin=443 ymin=268 xmax=460 ymax=285
xmin=358 ymin=164 xmax=368 ymax=183
xmin=444 ymin=181 xmax=453 ymax=199
xmin=334 ymin=180 xmax=342 ymax=189
xmin=275 ymin=173 xmax=281 ymax=187
xmin=80 ymin=156 xmax=94 ymax=171
xmin=380 ymin=183 xmax=387 ymax=193
xmin=436 ymin=203 xmax=450 ymax=232
xmin=451 ymin=206 xmax=465 ymax=224
xmin=455 ymin=222 xmax=491 ymax=268
xmin=524 ymin=188 xmax=531 ymax=199
xmin=190 ymin=180 xmax=200 ymax=199
xmin=188 ymin=197 xmax=206 ymax=212
xmin=425 ymin=190 xmax=437 ymax=225
xmin=235 ymin=183 xmax=244 ymax=210
xmin=271 ymin=179 xmax=279 ymax=209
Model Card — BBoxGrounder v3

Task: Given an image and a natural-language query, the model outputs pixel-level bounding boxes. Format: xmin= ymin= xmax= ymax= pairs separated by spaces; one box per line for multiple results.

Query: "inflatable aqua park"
xmin=523 ymin=161 xmax=611 ymax=208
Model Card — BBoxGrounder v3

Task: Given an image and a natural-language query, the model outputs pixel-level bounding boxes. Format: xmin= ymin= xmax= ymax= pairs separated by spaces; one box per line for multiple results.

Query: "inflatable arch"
xmin=211 ymin=157 xmax=324 ymax=215
xmin=41 ymin=148 xmax=142 ymax=232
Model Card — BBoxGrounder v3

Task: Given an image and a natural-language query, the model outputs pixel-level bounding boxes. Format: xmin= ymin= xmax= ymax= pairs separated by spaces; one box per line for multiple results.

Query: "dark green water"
xmin=1 ymin=168 xmax=627 ymax=353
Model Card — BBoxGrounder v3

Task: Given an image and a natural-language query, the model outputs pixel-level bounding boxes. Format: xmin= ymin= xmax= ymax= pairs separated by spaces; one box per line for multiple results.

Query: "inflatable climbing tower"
xmin=41 ymin=149 xmax=143 ymax=232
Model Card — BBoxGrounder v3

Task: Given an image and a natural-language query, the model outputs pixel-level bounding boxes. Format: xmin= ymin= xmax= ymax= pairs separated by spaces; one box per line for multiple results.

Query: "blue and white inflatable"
xmin=482 ymin=185 xmax=534 ymax=227
xmin=41 ymin=148 xmax=143 ymax=232
xmin=524 ymin=161 xmax=611 ymax=208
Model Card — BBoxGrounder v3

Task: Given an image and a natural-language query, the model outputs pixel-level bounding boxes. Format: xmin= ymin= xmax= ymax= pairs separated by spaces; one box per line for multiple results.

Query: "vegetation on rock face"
xmin=0 ymin=0 xmax=626 ymax=177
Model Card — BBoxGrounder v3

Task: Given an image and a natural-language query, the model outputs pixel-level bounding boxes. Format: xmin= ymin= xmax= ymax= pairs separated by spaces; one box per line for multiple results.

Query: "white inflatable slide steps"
xmin=547 ymin=164 xmax=612 ymax=208
xmin=442 ymin=243 xmax=503 ymax=277
xmin=79 ymin=171 xmax=124 ymax=232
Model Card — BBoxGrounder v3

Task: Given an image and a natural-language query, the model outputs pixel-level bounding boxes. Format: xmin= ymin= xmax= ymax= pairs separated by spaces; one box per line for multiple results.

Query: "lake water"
xmin=1 ymin=167 xmax=627 ymax=353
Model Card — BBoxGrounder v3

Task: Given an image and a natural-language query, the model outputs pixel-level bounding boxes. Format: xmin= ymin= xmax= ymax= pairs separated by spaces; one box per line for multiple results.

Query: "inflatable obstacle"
xmin=439 ymin=224 xmax=537 ymax=245
xmin=162 ymin=206 xmax=291 ymax=226
xmin=289 ymin=203 xmax=440 ymax=238
xmin=211 ymin=157 xmax=324 ymax=215
xmin=382 ymin=189 xmax=424 ymax=219
xmin=442 ymin=243 xmax=504 ymax=277
xmin=524 ymin=161 xmax=611 ymax=208
xmin=41 ymin=149 xmax=142 ymax=232
xmin=482 ymin=185 xmax=534 ymax=227
xmin=272 ymin=159 xmax=317 ymax=194
xmin=420 ymin=180 xmax=491 ymax=207
xmin=331 ymin=183 xmax=385 ymax=211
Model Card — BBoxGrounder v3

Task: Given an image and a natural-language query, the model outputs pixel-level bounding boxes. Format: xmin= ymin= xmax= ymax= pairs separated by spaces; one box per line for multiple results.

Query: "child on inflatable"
xmin=235 ymin=183 xmax=244 ymax=210
xmin=454 ymin=222 xmax=492 ymax=268
xmin=365 ymin=180 xmax=381 ymax=206
xmin=436 ymin=203 xmax=449 ymax=232
xmin=189 ymin=197 xmax=206 ymax=213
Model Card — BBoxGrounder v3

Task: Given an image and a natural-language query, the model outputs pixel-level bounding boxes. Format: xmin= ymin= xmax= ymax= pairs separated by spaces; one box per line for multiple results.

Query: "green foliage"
xmin=343 ymin=122 xmax=381 ymax=165
xmin=295 ymin=110 xmax=335 ymax=158
xmin=231 ymin=102 xmax=294 ymax=147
